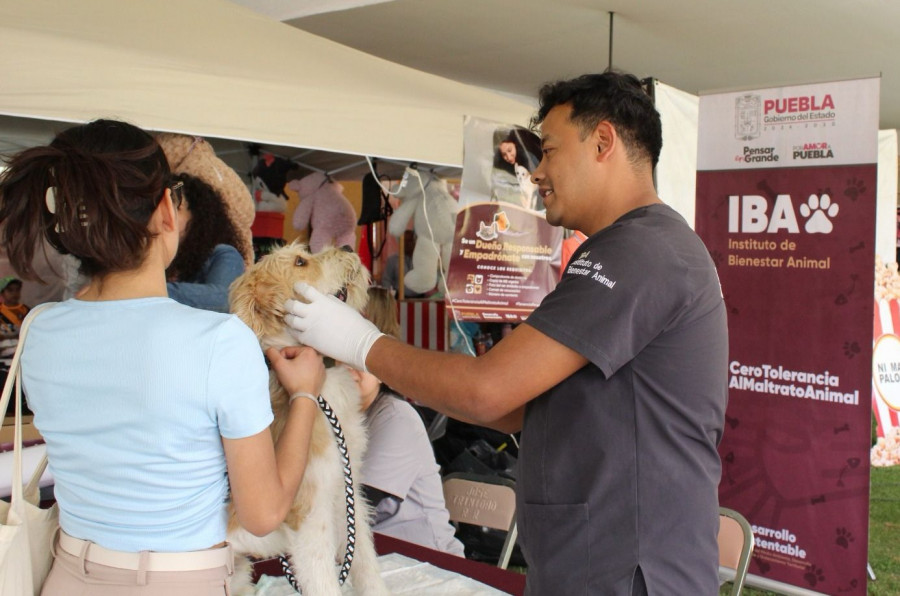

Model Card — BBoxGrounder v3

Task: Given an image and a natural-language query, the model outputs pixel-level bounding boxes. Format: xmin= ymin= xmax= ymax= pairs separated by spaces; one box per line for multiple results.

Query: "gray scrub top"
xmin=522 ymin=204 xmax=728 ymax=595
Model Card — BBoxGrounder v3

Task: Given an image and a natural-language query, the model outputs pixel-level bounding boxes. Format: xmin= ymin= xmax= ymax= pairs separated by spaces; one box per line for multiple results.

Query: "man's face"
xmin=532 ymin=105 xmax=598 ymax=229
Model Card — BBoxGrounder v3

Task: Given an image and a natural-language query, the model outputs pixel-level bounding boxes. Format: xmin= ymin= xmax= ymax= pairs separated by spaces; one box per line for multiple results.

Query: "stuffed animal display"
xmin=387 ymin=167 xmax=457 ymax=294
xmin=288 ymin=172 xmax=357 ymax=254
xmin=250 ymin=154 xmax=302 ymax=260
xmin=251 ymin=153 xmax=297 ymax=214
xmin=156 ymin=133 xmax=256 ymax=265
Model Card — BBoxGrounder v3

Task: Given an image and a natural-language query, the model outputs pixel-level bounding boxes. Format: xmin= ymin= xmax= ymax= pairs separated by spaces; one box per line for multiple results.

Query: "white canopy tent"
xmin=0 ymin=0 xmax=534 ymax=169
xmin=4 ymin=0 xmax=894 ymax=259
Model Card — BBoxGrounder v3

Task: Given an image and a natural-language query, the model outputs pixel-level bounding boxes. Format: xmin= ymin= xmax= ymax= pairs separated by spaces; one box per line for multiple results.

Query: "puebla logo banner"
xmin=695 ymin=77 xmax=879 ymax=595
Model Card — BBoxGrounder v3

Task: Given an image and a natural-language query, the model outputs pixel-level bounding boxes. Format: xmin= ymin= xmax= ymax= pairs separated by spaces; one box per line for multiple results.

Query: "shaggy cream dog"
xmin=227 ymin=243 xmax=389 ymax=596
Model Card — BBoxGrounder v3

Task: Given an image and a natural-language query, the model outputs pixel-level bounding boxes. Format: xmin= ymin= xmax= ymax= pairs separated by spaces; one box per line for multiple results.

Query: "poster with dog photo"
xmin=445 ymin=117 xmax=562 ymax=323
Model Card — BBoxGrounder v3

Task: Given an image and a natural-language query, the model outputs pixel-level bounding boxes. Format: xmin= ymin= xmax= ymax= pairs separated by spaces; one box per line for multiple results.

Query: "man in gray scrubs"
xmin=284 ymin=70 xmax=728 ymax=595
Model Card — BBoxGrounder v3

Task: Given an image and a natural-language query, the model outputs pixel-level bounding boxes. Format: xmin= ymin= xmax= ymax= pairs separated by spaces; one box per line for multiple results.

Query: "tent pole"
xmin=608 ymin=12 xmax=614 ymax=70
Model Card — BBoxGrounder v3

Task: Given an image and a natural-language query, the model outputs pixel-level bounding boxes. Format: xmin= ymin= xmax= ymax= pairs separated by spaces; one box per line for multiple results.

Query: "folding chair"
xmin=718 ymin=507 xmax=755 ymax=595
xmin=442 ymin=472 xmax=518 ymax=569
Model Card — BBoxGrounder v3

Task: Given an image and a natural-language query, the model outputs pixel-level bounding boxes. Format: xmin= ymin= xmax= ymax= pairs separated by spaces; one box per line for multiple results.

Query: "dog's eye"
xmin=295 ymin=256 xmax=307 ymax=267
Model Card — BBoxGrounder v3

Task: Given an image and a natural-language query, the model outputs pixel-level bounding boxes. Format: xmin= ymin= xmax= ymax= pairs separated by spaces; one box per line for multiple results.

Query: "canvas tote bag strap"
xmin=2 ymin=302 xmax=57 ymax=505
xmin=0 ymin=302 xmax=56 ymax=416
xmin=16 ymin=366 xmax=47 ymax=505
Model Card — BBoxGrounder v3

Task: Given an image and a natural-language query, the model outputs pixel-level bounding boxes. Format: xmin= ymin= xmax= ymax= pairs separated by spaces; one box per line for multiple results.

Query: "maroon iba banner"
xmin=695 ymin=77 xmax=879 ymax=595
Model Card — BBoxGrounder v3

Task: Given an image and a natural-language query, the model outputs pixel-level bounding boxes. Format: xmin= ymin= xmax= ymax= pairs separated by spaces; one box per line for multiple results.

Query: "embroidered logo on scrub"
xmin=565 ymin=250 xmax=616 ymax=289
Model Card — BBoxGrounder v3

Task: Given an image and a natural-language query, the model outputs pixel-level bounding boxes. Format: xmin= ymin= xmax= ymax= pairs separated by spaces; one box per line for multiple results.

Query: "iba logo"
xmin=729 ymin=194 xmax=839 ymax=234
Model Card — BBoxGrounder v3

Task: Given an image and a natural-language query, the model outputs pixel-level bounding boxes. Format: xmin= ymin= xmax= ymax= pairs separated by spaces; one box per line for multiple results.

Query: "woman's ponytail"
xmin=0 ymin=119 xmax=170 ymax=281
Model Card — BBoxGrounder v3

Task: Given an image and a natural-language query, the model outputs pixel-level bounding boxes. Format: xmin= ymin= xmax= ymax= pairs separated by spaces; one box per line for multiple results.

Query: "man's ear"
xmin=594 ymin=121 xmax=616 ymax=161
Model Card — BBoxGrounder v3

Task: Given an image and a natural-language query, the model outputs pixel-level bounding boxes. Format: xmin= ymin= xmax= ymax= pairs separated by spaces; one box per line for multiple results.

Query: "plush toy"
xmin=288 ymin=172 xmax=357 ymax=254
xmin=250 ymin=153 xmax=302 ymax=260
xmin=387 ymin=167 xmax=457 ymax=294
xmin=251 ymin=153 xmax=297 ymax=214
xmin=156 ymin=133 xmax=256 ymax=265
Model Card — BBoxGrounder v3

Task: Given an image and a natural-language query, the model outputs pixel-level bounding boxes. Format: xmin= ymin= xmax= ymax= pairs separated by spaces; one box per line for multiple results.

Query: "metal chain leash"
xmin=280 ymin=394 xmax=356 ymax=593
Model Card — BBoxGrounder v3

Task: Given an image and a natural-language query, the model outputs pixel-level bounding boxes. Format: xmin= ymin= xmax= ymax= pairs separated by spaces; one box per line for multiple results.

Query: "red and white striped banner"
xmin=872 ymin=298 xmax=900 ymax=437
xmin=397 ymin=299 xmax=447 ymax=352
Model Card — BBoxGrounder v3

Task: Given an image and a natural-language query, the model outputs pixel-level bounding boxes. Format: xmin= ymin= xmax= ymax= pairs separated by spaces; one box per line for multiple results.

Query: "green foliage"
xmin=867 ymin=465 xmax=900 ymax=595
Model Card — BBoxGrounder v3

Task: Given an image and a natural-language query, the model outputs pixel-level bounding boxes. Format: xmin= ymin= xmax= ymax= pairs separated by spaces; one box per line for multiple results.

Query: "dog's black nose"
xmin=339 ymin=245 xmax=354 ymax=253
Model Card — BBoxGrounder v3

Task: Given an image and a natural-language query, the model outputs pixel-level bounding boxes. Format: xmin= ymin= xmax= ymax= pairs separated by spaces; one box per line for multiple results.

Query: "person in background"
xmin=166 ymin=172 xmax=246 ymax=312
xmin=348 ymin=286 xmax=464 ymax=556
xmin=381 ymin=229 xmax=424 ymax=298
xmin=559 ymin=229 xmax=588 ymax=281
xmin=285 ymin=71 xmax=728 ymax=595
xmin=0 ymin=276 xmax=29 ymax=374
xmin=0 ymin=239 xmax=67 ymax=306
xmin=0 ymin=276 xmax=30 ymax=329
xmin=0 ymin=118 xmax=325 ymax=596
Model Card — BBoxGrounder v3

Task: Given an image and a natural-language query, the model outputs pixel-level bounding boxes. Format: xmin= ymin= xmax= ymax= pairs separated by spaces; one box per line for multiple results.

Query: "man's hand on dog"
xmin=266 ymin=345 xmax=327 ymax=398
xmin=284 ymin=282 xmax=383 ymax=372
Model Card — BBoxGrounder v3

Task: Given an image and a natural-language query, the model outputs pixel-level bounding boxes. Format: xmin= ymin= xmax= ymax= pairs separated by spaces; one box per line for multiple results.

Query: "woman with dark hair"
xmin=491 ymin=128 xmax=543 ymax=211
xmin=166 ymin=172 xmax=245 ymax=312
xmin=0 ymin=119 xmax=324 ymax=595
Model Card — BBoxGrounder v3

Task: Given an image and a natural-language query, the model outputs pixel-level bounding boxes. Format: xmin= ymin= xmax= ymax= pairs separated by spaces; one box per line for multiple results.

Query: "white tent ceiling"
xmin=4 ymin=0 xmax=899 ymax=185
xmin=268 ymin=0 xmax=900 ymax=133
xmin=0 ymin=0 xmax=535 ymax=180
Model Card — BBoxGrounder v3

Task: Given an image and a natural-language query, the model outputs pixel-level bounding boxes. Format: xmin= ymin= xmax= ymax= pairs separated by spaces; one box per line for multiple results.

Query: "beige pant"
xmin=41 ymin=532 xmax=233 ymax=596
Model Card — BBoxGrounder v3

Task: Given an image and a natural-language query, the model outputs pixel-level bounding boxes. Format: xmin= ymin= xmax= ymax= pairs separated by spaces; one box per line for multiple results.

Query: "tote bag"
xmin=0 ymin=303 xmax=58 ymax=596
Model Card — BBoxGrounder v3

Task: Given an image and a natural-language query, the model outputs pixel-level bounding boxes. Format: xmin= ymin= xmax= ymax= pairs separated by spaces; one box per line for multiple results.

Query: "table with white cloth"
xmin=256 ymin=553 xmax=512 ymax=595
xmin=252 ymin=532 xmax=526 ymax=596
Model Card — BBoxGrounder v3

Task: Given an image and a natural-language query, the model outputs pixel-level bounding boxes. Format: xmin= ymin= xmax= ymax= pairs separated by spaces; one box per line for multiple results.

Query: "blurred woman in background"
xmin=165 ymin=172 xmax=245 ymax=312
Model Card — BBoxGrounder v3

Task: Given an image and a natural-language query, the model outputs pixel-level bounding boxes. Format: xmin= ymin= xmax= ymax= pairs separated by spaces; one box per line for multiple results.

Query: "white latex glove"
xmin=284 ymin=282 xmax=384 ymax=372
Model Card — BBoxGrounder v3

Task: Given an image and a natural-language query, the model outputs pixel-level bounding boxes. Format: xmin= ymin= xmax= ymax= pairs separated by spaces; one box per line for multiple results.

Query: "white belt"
xmin=58 ymin=531 xmax=233 ymax=572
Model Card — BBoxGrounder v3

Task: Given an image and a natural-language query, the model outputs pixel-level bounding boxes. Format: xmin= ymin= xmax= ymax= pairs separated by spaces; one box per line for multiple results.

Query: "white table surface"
xmin=254 ymin=552 xmax=513 ymax=595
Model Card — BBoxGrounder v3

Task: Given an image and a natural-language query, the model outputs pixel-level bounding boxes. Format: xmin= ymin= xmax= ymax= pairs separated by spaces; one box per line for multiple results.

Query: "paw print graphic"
xmin=835 ymin=527 xmax=855 ymax=549
xmin=804 ymin=564 xmax=826 ymax=587
xmin=843 ymin=341 xmax=861 ymax=358
xmin=800 ymin=194 xmax=839 ymax=233
xmin=844 ymin=177 xmax=866 ymax=202
xmin=723 ymin=293 xmax=740 ymax=315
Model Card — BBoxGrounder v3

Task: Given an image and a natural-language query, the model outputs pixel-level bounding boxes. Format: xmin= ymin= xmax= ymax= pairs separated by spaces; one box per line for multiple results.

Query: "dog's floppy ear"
xmin=228 ymin=261 xmax=290 ymax=339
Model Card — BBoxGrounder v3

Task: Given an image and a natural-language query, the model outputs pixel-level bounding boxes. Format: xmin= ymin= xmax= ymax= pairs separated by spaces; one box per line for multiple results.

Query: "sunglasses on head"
xmin=169 ymin=181 xmax=185 ymax=209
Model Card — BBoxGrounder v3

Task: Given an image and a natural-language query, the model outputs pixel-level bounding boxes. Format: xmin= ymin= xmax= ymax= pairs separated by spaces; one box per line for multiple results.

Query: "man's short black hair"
xmin=532 ymin=70 xmax=663 ymax=168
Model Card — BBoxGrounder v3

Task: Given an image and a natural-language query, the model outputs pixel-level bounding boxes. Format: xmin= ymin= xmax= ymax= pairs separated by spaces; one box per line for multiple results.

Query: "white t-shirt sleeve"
xmin=208 ymin=316 xmax=274 ymax=439
xmin=362 ymin=399 xmax=426 ymax=499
